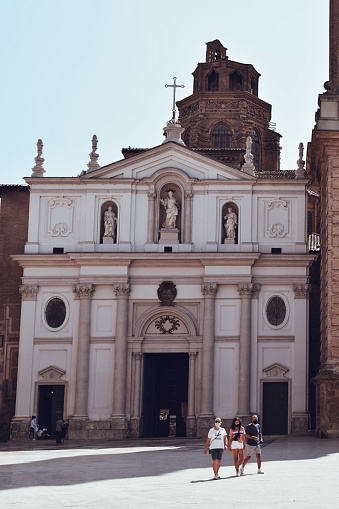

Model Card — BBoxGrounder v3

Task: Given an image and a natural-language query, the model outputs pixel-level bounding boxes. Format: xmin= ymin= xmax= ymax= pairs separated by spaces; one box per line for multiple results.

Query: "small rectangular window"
xmin=271 ymin=248 xmax=282 ymax=254
xmin=53 ymin=247 xmax=64 ymax=254
xmin=164 ymin=246 xmax=172 ymax=253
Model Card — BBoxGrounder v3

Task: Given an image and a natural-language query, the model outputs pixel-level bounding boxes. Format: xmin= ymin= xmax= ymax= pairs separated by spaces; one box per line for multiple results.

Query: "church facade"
xmin=11 ymin=43 xmax=313 ymax=440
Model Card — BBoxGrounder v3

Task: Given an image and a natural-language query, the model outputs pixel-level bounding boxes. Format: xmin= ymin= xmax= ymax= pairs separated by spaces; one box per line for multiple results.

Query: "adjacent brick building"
xmin=0 ymin=185 xmax=29 ymax=440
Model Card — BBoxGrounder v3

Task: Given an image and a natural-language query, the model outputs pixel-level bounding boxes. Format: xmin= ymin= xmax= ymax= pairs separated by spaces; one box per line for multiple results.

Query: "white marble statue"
xmin=160 ymin=190 xmax=178 ymax=228
xmin=103 ymin=206 xmax=117 ymax=239
xmin=224 ymin=206 xmax=238 ymax=239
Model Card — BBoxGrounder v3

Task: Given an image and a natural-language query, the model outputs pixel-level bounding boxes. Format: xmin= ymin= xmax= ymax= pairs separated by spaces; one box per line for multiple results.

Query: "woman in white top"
xmin=228 ymin=416 xmax=245 ymax=476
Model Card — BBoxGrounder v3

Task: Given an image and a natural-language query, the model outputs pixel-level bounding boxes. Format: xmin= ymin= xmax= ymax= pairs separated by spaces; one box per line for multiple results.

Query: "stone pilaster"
xmin=184 ymin=191 xmax=193 ymax=244
xmin=197 ymin=283 xmax=217 ymax=438
xmin=73 ymin=283 xmax=95 ymax=418
xmin=11 ymin=285 xmax=39 ymax=440
xmin=111 ymin=283 xmax=131 ymax=439
xmin=186 ymin=352 xmax=197 ymax=437
xmin=130 ymin=352 xmax=142 ymax=438
xmin=237 ymin=283 xmax=253 ymax=416
xmin=147 ymin=189 xmax=156 ymax=243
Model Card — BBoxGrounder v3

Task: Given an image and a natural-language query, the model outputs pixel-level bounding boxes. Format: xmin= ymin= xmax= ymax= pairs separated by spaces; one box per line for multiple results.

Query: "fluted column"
xmin=200 ymin=283 xmax=218 ymax=416
xmin=184 ymin=191 xmax=193 ymax=243
xmin=112 ymin=283 xmax=131 ymax=417
xmin=73 ymin=283 xmax=95 ymax=417
xmin=237 ymin=283 xmax=253 ymax=415
xmin=147 ymin=189 xmax=156 ymax=243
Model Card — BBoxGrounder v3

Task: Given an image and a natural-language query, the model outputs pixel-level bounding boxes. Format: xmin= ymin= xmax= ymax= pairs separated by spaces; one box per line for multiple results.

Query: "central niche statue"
xmin=224 ymin=206 xmax=238 ymax=239
xmin=103 ymin=206 xmax=117 ymax=241
xmin=160 ymin=189 xmax=178 ymax=228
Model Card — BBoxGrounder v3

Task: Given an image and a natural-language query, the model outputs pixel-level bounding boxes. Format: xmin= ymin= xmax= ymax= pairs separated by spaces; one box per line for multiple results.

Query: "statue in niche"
xmin=224 ymin=206 xmax=238 ymax=239
xmin=103 ymin=206 xmax=117 ymax=240
xmin=160 ymin=189 xmax=178 ymax=228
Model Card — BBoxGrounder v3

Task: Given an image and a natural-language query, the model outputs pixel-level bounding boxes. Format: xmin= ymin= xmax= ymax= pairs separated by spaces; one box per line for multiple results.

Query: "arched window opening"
xmin=229 ymin=71 xmax=243 ymax=91
xmin=252 ymin=128 xmax=260 ymax=170
xmin=251 ymin=77 xmax=258 ymax=96
xmin=211 ymin=124 xmax=232 ymax=149
xmin=213 ymin=50 xmax=221 ymax=61
xmin=208 ymin=71 xmax=219 ymax=91
xmin=184 ymin=127 xmax=190 ymax=148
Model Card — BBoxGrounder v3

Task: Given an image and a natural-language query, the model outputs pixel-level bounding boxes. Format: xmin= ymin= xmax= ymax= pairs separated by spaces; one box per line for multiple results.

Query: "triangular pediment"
xmin=38 ymin=365 xmax=66 ymax=381
xmin=263 ymin=363 xmax=289 ymax=378
xmin=81 ymin=142 xmax=255 ymax=182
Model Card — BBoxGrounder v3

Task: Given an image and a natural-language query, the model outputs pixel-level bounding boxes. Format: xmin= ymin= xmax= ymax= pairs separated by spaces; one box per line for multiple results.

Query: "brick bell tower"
xmin=307 ymin=0 xmax=339 ymax=437
xmin=177 ymin=40 xmax=281 ymax=171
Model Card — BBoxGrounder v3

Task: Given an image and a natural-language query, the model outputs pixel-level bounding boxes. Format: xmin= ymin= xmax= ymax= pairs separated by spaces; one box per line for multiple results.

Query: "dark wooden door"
xmin=263 ymin=382 xmax=288 ymax=435
xmin=38 ymin=385 xmax=65 ymax=438
xmin=141 ymin=353 xmax=188 ymax=438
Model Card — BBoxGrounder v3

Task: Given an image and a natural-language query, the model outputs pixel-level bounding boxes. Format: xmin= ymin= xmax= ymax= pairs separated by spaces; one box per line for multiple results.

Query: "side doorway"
xmin=262 ymin=381 xmax=289 ymax=435
xmin=37 ymin=385 xmax=65 ymax=439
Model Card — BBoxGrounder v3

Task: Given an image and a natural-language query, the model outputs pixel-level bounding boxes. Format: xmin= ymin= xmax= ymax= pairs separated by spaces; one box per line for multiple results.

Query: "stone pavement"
xmin=0 ymin=436 xmax=338 ymax=509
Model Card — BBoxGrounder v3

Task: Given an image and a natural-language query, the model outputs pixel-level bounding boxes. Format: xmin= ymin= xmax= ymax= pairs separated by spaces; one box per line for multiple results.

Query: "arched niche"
xmin=100 ymin=200 xmax=118 ymax=244
xmin=229 ymin=70 xmax=243 ymax=91
xmin=207 ymin=70 xmax=219 ymax=91
xmin=221 ymin=202 xmax=239 ymax=244
xmin=158 ymin=183 xmax=182 ymax=241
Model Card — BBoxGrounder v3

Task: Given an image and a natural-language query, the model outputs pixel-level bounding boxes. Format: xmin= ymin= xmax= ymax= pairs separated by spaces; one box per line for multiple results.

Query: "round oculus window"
xmin=266 ymin=296 xmax=287 ymax=327
xmin=45 ymin=297 xmax=67 ymax=329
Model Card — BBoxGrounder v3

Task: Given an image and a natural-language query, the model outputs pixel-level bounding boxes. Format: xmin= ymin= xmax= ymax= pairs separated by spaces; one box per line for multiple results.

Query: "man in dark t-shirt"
xmin=240 ymin=414 xmax=264 ymax=475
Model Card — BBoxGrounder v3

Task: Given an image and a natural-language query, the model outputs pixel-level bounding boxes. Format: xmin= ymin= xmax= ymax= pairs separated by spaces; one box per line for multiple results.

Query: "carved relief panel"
xmin=47 ymin=197 xmax=75 ymax=238
xmin=264 ymin=198 xmax=290 ymax=239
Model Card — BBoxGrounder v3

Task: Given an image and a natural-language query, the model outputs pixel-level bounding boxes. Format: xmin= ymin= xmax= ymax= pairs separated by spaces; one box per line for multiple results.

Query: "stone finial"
xmin=31 ymin=139 xmax=45 ymax=177
xmin=162 ymin=120 xmax=185 ymax=145
xmin=295 ymin=142 xmax=306 ymax=179
xmin=242 ymin=136 xmax=255 ymax=175
xmin=87 ymin=134 xmax=100 ymax=172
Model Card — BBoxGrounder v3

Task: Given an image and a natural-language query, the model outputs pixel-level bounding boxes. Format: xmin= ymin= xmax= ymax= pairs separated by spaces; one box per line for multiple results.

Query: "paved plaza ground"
xmin=0 ymin=436 xmax=338 ymax=508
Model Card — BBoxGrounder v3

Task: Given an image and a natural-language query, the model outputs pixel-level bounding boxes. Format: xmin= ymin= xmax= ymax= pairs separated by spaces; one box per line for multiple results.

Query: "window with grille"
xmin=211 ymin=124 xmax=232 ymax=148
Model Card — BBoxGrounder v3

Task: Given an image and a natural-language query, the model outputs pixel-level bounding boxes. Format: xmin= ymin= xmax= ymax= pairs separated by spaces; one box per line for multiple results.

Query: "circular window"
xmin=266 ymin=296 xmax=287 ymax=327
xmin=45 ymin=297 xmax=67 ymax=329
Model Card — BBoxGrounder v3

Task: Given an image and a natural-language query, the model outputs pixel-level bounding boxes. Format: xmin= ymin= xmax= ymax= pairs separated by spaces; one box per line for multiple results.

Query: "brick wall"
xmin=0 ymin=186 xmax=29 ymax=441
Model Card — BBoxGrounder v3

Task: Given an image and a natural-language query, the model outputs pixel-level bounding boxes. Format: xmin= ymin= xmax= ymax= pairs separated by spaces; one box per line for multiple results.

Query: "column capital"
xmin=251 ymin=283 xmax=261 ymax=299
xmin=293 ymin=283 xmax=310 ymax=299
xmin=113 ymin=283 xmax=131 ymax=298
xmin=147 ymin=190 xmax=156 ymax=199
xmin=201 ymin=283 xmax=218 ymax=297
xmin=189 ymin=352 xmax=198 ymax=359
xmin=238 ymin=283 xmax=253 ymax=297
xmin=19 ymin=284 xmax=39 ymax=301
xmin=132 ymin=352 xmax=142 ymax=360
xmin=73 ymin=283 xmax=95 ymax=299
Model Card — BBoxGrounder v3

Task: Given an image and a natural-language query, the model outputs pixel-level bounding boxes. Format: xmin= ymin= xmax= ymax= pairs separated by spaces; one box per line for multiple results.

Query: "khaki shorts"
xmin=245 ymin=444 xmax=261 ymax=457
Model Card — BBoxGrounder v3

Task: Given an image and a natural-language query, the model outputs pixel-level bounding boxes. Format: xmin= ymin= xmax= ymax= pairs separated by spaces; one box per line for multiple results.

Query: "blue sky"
xmin=0 ymin=0 xmax=328 ymax=184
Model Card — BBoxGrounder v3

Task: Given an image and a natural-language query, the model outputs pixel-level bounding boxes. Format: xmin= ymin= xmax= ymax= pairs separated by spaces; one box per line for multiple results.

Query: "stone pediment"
xmin=81 ymin=142 xmax=254 ymax=182
xmin=38 ymin=365 xmax=66 ymax=381
xmin=263 ymin=363 xmax=289 ymax=378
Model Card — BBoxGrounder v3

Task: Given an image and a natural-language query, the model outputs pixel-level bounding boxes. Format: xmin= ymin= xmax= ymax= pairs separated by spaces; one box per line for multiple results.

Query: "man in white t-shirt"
xmin=203 ymin=417 xmax=228 ymax=479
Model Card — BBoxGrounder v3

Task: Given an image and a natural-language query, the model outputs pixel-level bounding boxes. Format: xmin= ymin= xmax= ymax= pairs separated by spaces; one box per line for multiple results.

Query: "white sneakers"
xmin=257 ymin=469 xmax=264 ymax=474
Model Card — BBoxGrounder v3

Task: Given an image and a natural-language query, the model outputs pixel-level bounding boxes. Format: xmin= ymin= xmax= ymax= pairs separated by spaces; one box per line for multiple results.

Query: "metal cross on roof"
xmin=165 ymin=77 xmax=185 ymax=122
